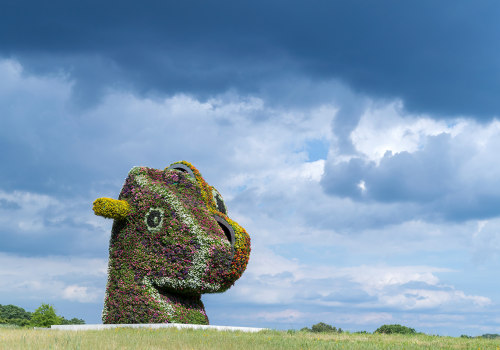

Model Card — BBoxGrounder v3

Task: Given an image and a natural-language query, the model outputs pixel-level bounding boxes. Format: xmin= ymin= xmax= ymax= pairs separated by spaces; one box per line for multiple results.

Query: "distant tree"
xmin=60 ymin=317 xmax=85 ymax=325
xmin=481 ymin=334 xmax=500 ymax=339
xmin=0 ymin=303 xmax=85 ymax=327
xmin=312 ymin=322 xmax=333 ymax=333
xmin=302 ymin=322 xmax=343 ymax=333
xmin=0 ymin=304 xmax=31 ymax=320
xmin=30 ymin=304 xmax=61 ymax=327
xmin=375 ymin=324 xmax=416 ymax=335
xmin=0 ymin=304 xmax=32 ymax=327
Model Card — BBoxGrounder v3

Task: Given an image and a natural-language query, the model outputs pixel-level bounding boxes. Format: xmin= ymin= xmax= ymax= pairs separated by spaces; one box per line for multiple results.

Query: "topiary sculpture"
xmin=93 ymin=161 xmax=251 ymax=324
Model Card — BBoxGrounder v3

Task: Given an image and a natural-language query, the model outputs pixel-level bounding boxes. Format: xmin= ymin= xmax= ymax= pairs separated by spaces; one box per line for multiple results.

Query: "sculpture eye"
xmin=145 ymin=208 xmax=164 ymax=231
xmin=212 ymin=188 xmax=227 ymax=215
xmin=166 ymin=164 xmax=195 ymax=179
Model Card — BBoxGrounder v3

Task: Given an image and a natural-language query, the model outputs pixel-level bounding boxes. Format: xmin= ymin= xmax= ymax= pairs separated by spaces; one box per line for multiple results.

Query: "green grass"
xmin=0 ymin=328 xmax=499 ymax=349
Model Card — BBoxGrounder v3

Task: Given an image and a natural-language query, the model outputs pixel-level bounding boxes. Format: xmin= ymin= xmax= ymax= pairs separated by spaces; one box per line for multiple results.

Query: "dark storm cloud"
xmin=1 ymin=0 xmax=500 ymax=117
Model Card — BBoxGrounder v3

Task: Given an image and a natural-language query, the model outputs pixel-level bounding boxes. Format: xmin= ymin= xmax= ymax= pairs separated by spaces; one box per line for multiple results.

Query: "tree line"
xmin=300 ymin=322 xmax=500 ymax=339
xmin=0 ymin=303 xmax=85 ymax=327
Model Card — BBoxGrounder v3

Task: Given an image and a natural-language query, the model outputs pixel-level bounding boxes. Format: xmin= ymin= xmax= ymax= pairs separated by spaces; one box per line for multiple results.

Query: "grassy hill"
xmin=1 ymin=327 xmax=499 ymax=350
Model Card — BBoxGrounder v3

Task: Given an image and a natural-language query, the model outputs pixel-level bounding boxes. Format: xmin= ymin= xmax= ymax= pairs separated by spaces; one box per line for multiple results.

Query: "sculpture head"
xmin=93 ymin=161 xmax=250 ymax=324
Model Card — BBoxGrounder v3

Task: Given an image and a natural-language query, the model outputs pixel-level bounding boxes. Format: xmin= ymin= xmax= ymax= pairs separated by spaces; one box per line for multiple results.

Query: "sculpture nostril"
xmin=213 ymin=215 xmax=235 ymax=249
xmin=217 ymin=221 xmax=232 ymax=244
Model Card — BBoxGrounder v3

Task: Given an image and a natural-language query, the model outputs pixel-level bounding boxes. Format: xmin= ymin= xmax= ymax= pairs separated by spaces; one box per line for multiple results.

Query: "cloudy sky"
xmin=1 ymin=0 xmax=500 ymax=336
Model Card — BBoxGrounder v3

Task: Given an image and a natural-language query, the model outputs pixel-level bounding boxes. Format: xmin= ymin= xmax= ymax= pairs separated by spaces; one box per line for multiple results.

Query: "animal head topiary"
xmin=93 ymin=161 xmax=251 ymax=324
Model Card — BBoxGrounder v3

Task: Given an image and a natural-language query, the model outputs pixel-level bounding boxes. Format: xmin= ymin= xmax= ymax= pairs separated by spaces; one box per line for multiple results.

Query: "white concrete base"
xmin=51 ymin=323 xmax=267 ymax=333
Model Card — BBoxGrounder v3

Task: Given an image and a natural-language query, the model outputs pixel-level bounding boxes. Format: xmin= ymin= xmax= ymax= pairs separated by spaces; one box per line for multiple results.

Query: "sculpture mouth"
xmin=152 ymin=283 xmax=206 ymax=318
xmin=144 ymin=277 xmax=202 ymax=307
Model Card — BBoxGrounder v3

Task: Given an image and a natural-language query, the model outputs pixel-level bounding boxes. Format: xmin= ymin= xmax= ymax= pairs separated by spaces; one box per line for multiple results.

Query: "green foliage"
xmin=480 ymin=333 xmax=500 ymax=339
xmin=0 ymin=303 xmax=85 ymax=327
xmin=29 ymin=304 xmax=61 ymax=327
xmin=0 ymin=304 xmax=32 ymax=327
xmin=312 ymin=322 xmax=342 ymax=333
xmin=60 ymin=317 xmax=86 ymax=325
xmin=301 ymin=322 xmax=343 ymax=333
xmin=0 ymin=304 xmax=31 ymax=320
xmin=1 ymin=318 xmax=30 ymax=327
xmin=375 ymin=324 xmax=417 ymax=335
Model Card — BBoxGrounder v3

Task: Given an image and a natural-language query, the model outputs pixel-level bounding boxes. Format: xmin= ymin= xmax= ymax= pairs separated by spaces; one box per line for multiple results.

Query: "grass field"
xmin=1 ymin=327 xmax=500 ymax=350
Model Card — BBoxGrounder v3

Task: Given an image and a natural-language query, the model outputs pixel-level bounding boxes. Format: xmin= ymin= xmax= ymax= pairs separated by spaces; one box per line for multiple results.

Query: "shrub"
xmin=1 ymin=303 xmax=85 ymax=327
xmin=2 ymin=318 xmax=30 ymax=327
xmin=0 ymin=304 xmax=31 ymax=321
xmin=30 ymin=304 xmax=61 ymax=327
xmin=302 ymin=322 xmax=343 ymax=333
xmin=481 ymin=334 xmax=500 ymax=339
xmin=375 ymin=324 xmax=416 ymax=335
xmin=312 ymin=322 xmax=338 ymax=333
xmin=60 ymin=317 xmax=85 ymax=325
xmin=0 ymin=304 xmax=32 ymax=327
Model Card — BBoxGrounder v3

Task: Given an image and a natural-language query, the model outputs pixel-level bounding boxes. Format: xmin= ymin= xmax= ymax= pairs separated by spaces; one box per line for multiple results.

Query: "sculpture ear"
xmin=165 ymin=163 xmax=195 ymax=179
xmin=93 ymin=198 xmax=130 ymax=219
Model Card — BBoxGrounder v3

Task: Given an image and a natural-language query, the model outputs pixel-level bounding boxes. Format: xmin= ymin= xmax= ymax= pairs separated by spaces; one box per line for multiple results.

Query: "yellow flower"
xmin=93 ymin=197 xmax=130 ymax=219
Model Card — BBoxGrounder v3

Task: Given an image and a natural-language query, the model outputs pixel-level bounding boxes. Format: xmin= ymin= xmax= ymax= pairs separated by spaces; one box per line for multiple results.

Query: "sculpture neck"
xmin=103 ymin=270 xmax=209 ymax=325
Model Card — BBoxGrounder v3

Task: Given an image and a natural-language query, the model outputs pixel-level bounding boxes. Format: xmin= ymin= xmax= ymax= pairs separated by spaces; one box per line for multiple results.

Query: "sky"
xmin=1 ymin=0 xmax=500 ymax=337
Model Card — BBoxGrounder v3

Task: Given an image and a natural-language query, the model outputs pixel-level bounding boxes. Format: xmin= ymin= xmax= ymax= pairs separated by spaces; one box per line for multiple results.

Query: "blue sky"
xmin=1 ymin=0 xmax=500 ymax=336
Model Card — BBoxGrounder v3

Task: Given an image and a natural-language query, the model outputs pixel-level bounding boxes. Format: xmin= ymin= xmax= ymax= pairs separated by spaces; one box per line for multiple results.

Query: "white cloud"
xmin=0 ymin=253 xmax=107 ymax=303
xmin=254 ymin=309 xmax=305 ymax=322
xmin=380 ymin=289 xmax=491 ymax=310
xmin=338 ymin=312 xmax=393 ymax=325
xmin=0 ymin=187 xmax=112 ymax=260
xmin=0 ymin=190 xmax=59 ymax=232
xmin=470 ymin=218 xmax=500 ymax=264
xmin=233 ymin=249 xmax=490 ymax=312
xmin=62 ymin=285 xmax=100 ymax=303
xmin=350 ymin=100 xmax=466 ymax=164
